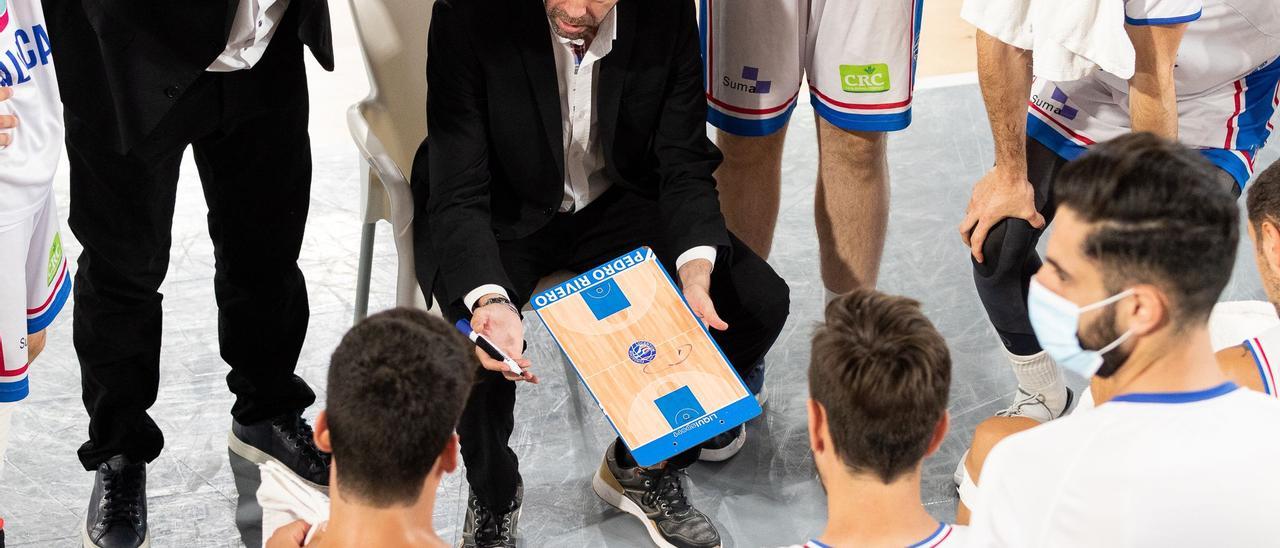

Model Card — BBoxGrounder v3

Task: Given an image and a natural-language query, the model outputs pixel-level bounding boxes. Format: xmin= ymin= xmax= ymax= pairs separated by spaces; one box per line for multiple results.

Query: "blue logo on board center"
xmin=628 ymin=341 xmax=657 ymax=364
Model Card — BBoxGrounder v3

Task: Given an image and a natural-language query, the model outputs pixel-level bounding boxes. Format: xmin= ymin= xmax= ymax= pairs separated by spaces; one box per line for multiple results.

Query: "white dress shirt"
xmin=207 ymin=0 xmax=292 ymax=72
xmin=464 ymin=7 xmax=716 ymax=311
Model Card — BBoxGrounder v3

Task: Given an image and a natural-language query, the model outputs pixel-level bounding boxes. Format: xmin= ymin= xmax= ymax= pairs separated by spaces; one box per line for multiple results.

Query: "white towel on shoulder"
xmin=962 ymin=0 xmax=1136 ymax=81
xmin=257 ymin=461 xmax=330 ymax=547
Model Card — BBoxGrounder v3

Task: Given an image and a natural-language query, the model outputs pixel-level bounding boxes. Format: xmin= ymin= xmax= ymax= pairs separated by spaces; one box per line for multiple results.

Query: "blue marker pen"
xmin=455 ymin=319 xmax=526 ymax=377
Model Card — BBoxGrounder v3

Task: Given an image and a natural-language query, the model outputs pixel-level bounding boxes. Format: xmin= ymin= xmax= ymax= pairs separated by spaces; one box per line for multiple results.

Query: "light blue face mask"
xmin=1027 ymin=278 xmax=1134 ymax=379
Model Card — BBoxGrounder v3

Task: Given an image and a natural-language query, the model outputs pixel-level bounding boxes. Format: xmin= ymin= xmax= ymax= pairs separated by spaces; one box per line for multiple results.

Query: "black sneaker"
xmin=459 ymin=483 xmax=522 ymax=548
xmin=228 ymin=412 xmax=330 ymax=489
xmin=593 ymin=441 xmax=721 ymax=548
xmin=697 ymin=424 xmax=746 ymax=462
xmin=82 ymin=455 xmax=148 ymax=548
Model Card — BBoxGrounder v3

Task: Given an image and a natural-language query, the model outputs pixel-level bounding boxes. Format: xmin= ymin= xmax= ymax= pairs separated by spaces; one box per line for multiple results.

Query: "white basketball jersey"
xmin=0 ymin=0 xmax=61 ymax=227
xmin=1245 ymin=323 xmax=1280 ymax=398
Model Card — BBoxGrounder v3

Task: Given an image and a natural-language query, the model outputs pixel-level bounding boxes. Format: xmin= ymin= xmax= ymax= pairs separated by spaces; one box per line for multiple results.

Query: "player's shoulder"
xmin=944 ymin=524 xmax=971 ymax=546
xmin=980 ymin=413 xmax=1096 ymax=479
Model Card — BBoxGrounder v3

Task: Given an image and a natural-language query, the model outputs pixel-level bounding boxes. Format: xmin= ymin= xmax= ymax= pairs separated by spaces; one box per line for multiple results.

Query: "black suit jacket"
xmin=414 ymin=0 xmax=728 ymax=312
xmin=42 ymin=0 xmax=332 ymax=154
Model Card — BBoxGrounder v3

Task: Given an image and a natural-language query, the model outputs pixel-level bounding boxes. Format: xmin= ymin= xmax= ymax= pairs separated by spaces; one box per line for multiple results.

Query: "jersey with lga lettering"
xmin=1244 ymin=323 xmax=1280 ymax=398
xmin=1028 ymin=0 xmax=1280 ymax=188
xmin=969 ymin=383 xmax=1280 ymax=547
xmin=785 ymin=523 xmax=968 ymax=548
xmin=0 ymin=0 xmax=60 ymax=227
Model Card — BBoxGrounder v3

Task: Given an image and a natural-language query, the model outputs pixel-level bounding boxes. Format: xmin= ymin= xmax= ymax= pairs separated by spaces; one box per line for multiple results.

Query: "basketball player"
xmin=416 ymin=0 xmax=790 ymax=546
xmin=702 ymin=0 xmax=920 ymax=293
xmin=0 ymin=0 xmax=67 ymax=537
xmin=265 ymin=309 xmax=474 ymax=548
xmin=963 ymin=134 xmax=1280 ymax=546
xmin=959 ymin=0 xmax=1280 ymax=425
xmin=955 ymin=158 xmax=1280 ymax=524
xmin=787 ymin=289 xmax=965 ymax=548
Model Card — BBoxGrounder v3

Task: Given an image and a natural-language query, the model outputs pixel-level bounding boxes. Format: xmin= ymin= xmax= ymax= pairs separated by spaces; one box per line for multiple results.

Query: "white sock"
xmin=1007 ymin=350 xmax=1068 ymax=414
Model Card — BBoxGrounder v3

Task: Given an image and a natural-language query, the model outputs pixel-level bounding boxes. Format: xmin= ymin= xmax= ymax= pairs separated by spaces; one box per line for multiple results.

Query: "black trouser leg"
xmin=442 ymin=217 xmax=568 ymax=511
xmin=191 ymin=96 xmax=316 ymax=424
xmin=971 ymin=138 xmax=1068 ymax=356
xmin=67 ymin=91 xmax=211 ymax=469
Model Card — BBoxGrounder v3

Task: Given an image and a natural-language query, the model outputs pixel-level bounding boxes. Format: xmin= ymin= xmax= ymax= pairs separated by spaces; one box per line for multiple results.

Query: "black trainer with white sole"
xmin=83 ymin=455 xmax=148 ymax=548
xmin=459 ymin=483 xmax=521 ymax=548
xmin=593 ymin=441 xmax=721 ymax=548
xmin=697 ymin=424 xmax=746 ymax=462
xmin=228 ymin=412 xmax=330 ymax=489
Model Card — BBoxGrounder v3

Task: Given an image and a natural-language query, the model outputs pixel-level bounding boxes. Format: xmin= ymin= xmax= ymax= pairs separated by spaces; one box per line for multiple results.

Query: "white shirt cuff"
xmin=675 ymin=246 xmax=717 ymax=272
xmin=464 ymin=285 xmax=510 ymax=312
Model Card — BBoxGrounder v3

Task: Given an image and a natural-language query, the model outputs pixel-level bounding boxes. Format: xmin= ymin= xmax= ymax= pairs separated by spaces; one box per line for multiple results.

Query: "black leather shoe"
xmin=459 ymin=483 xmax=521 ymax=548
xmin=83 ymin=455 xmax=147 ymax=548
xmin=593 ymin=441 xmax=721 ymax=548
xmin=228 ymin=412 xmax=330 ymax=489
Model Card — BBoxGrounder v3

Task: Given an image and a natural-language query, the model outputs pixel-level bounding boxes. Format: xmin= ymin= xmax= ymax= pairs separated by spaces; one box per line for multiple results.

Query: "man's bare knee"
xmin=967 ymin=416 xmax=1039 ymax=482
xmin=715 ymin=127 xmax=788 ymax=158
xmin=27 ymin=330 xmax=47 ymax=363
xmin=816 ymin=118 xmax=887 ymax=161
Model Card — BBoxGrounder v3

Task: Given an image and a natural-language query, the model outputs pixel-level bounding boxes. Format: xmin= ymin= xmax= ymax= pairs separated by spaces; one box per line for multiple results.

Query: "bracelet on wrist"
xmin=475 ymin=295 xmax=519 ymax=316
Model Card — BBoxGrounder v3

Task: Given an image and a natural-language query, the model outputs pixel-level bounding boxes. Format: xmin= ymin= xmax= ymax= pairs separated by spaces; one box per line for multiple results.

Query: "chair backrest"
xmin=347 ymin=0 xmax=433 ymax=178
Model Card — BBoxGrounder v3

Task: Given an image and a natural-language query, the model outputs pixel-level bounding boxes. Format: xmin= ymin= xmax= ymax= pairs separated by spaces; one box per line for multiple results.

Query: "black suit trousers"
xmin=67 ymin=32 xmax=316 ymax=470
xmin=443 ymin=187 xmax=790 ymax=510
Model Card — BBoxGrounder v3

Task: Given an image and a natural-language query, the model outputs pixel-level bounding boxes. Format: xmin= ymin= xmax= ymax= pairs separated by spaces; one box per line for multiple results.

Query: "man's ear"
xmin=1125 ymin=284 xmax=1167 ymax=337
xmin=314 ymin=410 xmax=332 ymax=453
xmin=438 ymin=433 xmax=460 ymax=476
xmin=925 ymin=411 xmax=949 ymax=457
xmin=807 ymin=398 xmax=827 ymax=456
xmin=1262 ymin=221 xmax=1280 ymax=276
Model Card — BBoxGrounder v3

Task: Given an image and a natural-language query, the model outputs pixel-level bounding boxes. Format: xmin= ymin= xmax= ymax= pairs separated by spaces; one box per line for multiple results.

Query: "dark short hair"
xmin=1055 ymin=133 xmax=1238 ymax=324
xmin=1248 ymin=161 xmax=1280 ymax=228
xmin=326 ymin=308 xmax=476 ymax=507
xmin=809 ymin=288 xmax=951 ymax=484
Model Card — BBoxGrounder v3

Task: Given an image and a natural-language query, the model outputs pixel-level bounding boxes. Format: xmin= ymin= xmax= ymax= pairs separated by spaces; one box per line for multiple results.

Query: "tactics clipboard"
xmin=531 ymin=247 xmax=761 ymax=466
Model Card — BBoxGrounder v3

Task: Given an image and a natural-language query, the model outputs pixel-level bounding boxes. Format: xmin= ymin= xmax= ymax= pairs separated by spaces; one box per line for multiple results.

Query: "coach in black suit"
xmin=42 ymin=1 xmax=332 ymax=546
xmin=414 ymin=0 xmax=789 ymax=546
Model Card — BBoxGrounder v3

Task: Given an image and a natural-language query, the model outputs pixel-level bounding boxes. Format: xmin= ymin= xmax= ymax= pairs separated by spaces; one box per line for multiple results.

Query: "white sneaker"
xmin=996 ymin=386 xmax=1075 ymax=423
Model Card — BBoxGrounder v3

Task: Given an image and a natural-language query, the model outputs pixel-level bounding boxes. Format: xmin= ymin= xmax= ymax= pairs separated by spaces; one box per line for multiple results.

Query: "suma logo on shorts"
xmin=839 ymin=63 xmax=890 ymax=93
xmin=722 ymin=66 xmax=771 ymax=94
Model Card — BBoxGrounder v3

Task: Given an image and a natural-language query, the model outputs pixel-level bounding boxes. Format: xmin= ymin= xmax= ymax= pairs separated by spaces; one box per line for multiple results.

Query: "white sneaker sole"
xmin=592 ymin=462 xmax=721 ymax=548
xmin=697 ymin=428 xmax=746 ymax=463
xmin=227 ymin=431 xmax=328 ymax=492
xmin=82 ymin=526 xmax=150 ymax=548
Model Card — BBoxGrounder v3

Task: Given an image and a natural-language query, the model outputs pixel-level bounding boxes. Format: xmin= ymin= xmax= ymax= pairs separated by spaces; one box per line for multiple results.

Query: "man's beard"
xmin=1080 ymin=306 xmax=1129 ymax=379
xmin=547 ymin=7 xmax=599 ymax=40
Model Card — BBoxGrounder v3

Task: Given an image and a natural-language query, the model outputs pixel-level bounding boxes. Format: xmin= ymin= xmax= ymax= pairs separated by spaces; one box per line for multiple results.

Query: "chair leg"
xmin=354 ymin=221 xmax=377 ymax=324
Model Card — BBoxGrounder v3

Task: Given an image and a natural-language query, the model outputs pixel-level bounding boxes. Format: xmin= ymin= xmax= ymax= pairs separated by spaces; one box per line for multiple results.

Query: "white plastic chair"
xmin=346 ymin=0 xmax=433 ymax=322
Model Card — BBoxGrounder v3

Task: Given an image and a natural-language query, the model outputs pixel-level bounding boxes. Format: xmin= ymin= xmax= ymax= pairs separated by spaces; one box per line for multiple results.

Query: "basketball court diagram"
xmin=533 ymin=247 xmax=761 ymax=465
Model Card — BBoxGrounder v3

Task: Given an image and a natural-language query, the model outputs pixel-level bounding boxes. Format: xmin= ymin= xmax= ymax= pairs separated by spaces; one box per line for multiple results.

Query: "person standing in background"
xmin=40 ymin=0 xmax=333 ymax=546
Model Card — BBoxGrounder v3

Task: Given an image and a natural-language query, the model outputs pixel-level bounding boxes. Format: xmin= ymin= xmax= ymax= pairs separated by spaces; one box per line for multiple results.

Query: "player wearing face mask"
xmin=963 ymin=133 xmax=1280 ymax=547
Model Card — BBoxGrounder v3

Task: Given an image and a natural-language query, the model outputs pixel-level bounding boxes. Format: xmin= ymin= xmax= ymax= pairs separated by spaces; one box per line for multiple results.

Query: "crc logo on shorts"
xmin=46 ymin=233 xmax=62 ymax=285
xmin=628 ymin=341 xmax=657 ymax=365
xmin=1031 ymin=86 xmax=1079 ymax=120
xmin=839 ymin=63 xmax=890 ymax=93
xmin=722 ymin=66 xmax=771 ymax=94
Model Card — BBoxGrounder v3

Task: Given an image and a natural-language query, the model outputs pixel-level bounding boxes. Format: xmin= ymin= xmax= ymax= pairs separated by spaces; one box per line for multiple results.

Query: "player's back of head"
xmin=1054 ymin=132 xmax=1239 ymax=326
xmin=1248 ymin=160 xmax=1280 ymax=228
xmin=809 ymin=288 xmax=951 ymax=484
xmin=325 ymin=307 xmax=477 ymax=507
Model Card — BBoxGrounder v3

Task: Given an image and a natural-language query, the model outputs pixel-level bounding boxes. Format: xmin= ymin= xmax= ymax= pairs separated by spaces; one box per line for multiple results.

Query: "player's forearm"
xmin=976 ymin=30 xmax=1033 ymax=174
xmin=1126 ymin=24 xmax=1187 ymax=140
